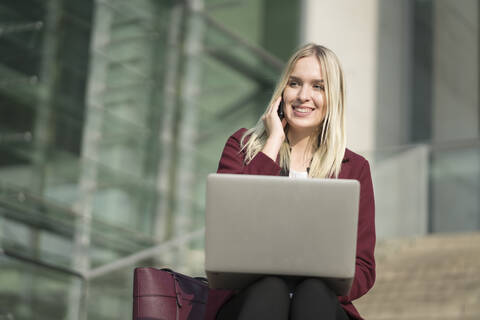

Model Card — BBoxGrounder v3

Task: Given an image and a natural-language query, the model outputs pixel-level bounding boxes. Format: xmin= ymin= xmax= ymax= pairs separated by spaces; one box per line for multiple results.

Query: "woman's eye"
xmin=288 ymin=81 xmax=299 ymax=87
xmin=314 ymin=84 xmax=325 ymax=90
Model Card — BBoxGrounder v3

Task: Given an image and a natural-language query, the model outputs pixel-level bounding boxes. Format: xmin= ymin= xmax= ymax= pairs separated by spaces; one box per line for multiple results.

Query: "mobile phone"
xmin=277 ymin=95 xmax=285 ymax=119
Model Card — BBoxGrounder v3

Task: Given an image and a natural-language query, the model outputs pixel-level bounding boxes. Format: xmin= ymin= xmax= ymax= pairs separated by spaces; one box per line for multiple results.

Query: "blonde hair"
xmin=241 ymin=43 xmax=346 ymax=178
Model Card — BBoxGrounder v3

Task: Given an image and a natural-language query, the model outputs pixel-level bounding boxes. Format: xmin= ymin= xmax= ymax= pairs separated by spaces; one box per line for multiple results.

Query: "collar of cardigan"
xmin=279 ymin=150 xmax=350 ymax=176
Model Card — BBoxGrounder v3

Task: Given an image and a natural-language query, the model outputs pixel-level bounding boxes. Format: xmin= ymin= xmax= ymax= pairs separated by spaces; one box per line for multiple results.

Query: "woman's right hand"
xmin=262 ymin=96 xmax=287 ymax=141
xmin=261 ymin=96 xmax=287 ymax=161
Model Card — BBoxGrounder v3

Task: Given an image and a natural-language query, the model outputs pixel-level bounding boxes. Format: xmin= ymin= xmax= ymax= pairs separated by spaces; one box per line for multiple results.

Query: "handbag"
xmin=133 ymin=267 xmax=208 ymax=320
xmin=133 ymin=267 xmax=234 ymax=320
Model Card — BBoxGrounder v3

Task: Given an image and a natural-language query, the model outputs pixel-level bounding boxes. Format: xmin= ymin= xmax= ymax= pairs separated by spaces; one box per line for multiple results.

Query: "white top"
xmin=289 ymin=169 xmax=308 ymax=179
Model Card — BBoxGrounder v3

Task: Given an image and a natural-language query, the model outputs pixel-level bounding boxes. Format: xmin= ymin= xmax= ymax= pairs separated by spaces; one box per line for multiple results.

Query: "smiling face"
xmin=283 ymin=55 xmax=327 ymax=134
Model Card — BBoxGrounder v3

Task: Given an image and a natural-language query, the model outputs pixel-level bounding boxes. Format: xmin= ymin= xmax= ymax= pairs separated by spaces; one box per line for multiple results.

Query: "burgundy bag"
xmin=133 ymin=267 xmax=234 ymax=320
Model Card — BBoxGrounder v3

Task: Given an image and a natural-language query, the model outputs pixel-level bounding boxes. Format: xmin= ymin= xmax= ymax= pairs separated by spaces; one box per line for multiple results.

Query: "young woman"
xmin=213 ymin=43 xmax=375 ymax=320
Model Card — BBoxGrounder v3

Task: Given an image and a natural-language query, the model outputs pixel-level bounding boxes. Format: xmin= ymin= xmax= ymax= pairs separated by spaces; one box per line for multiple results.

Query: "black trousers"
xmin=216 ymin=277 xmax=351 ymax=320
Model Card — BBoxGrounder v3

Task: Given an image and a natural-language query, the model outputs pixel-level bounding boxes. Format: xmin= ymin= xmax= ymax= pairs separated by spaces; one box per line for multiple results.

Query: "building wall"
xmin=432 ymin=0 xmax=479 ymax=142
xmin=430 ymin=0 xmax=479 ymax=233
xmin=301 ymin=0 xmax=480 ymax=237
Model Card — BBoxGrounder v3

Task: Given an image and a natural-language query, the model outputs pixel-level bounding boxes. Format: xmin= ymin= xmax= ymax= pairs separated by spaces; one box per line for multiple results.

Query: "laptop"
xmin=205 ymin=173 xmax=360 ymax=296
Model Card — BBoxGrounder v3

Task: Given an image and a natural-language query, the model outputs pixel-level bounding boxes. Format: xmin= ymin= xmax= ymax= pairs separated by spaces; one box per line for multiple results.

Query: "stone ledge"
xmin=354 ymin=232 xmax=480 ymax=320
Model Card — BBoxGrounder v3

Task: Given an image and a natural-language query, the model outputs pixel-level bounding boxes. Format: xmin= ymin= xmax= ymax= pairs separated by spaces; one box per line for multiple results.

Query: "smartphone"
xmin=277 ymin=95 xmax=285 ymax=119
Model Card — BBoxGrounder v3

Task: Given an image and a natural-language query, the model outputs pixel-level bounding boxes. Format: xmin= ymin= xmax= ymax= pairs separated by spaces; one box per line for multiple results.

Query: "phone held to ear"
xmin=277 ymin=97 xmax=285 ymax=119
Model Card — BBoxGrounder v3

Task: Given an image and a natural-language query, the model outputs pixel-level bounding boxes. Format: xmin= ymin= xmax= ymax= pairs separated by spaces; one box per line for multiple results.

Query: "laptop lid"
xmin=205 ymin=173 xmax=360 ymax=295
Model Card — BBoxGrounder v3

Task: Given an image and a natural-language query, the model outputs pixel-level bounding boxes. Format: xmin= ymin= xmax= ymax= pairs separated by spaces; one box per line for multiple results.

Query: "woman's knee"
xmin=239 ymin=277 xmax=290 ymax=320
xmin=294 ymin=278 xmax=335 ymax=300
xmin=290 ymin=279 xmax=338 ymax=320
xmin=216 ymin=277 xmax=290 ymax=320
xmin=249 ymin=276 xmax=290 ymax=296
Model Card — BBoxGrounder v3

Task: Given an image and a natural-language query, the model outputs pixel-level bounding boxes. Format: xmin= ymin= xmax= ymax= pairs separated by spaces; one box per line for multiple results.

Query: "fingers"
xmin=263 ymin=96 xmax=286 ymax=138
xmin=267 ymin=96 xmax=282 ymax=114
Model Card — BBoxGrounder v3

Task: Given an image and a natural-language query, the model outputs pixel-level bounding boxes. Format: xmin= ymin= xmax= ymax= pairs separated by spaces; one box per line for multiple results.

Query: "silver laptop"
xmin=205 ymin=173 xmax=360 ymax=296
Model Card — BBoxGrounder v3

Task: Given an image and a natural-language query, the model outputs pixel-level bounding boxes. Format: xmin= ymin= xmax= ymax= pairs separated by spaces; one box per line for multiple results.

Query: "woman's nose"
xmin=298 ymin=86 xmax=311 ymax=101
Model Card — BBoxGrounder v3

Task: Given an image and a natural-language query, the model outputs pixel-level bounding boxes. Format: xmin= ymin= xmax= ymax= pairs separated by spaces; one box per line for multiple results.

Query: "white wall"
xmin=300 ymin=0 xmax=379 ymax=152
xmin=375 ymin=1 xmax=412 ymax=147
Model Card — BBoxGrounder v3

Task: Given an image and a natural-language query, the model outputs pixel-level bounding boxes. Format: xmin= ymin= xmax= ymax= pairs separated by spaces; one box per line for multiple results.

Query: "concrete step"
xmin=354 ymin=232 xmax=480 ymax=320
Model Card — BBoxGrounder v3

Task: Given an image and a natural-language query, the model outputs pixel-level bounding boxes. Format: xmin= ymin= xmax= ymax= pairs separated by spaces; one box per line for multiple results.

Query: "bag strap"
xmin=158 ymin=268 xmax=181 ymax=320
xmin=194 ymin=276 xmax=208 ymax=283
xmin=173 ymin=273 xmax=181 ymax=320
xmin=162 ymin=268 xmax=208 ymax=284
xmin=160 ymin=268 xmax=208 ymax=320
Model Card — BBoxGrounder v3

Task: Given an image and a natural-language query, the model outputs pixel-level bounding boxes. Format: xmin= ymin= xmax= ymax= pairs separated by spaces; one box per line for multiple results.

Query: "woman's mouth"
xmin=292 ymin=106 xmax=314 ymax=117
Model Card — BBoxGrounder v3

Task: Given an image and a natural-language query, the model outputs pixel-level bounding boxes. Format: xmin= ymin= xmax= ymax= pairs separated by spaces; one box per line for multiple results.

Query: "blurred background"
xmin=0 ymin=0 xmax=478 ymax=319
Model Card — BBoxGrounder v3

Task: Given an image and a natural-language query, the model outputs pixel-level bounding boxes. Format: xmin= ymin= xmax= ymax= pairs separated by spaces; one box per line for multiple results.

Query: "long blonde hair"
xmin=241 ymin=43 xmax=346 ymax=178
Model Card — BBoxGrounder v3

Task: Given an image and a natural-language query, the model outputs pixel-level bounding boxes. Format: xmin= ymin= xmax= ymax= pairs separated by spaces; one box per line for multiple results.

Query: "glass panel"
xmin=431 ymin=145 xmax=480 ymax=232
xmin=0 ymin=253 xmax=81 ymax=320
xmin=0 ymin=0 xmax=293 ymax=319
xmin=365 ymin=145 xmax=430 ymax=239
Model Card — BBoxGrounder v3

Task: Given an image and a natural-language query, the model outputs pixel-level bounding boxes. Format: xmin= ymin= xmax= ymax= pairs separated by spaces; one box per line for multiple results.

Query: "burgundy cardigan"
xmin=206 ymin=128 xmax=376 ymax=320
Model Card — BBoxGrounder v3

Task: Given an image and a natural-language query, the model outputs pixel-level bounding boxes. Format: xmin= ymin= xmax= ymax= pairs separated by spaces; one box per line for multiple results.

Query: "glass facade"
xmin=0 ymin=0 xmax=478 ymax=319
xmin=0 ymin=0 xmax=300 ymax=319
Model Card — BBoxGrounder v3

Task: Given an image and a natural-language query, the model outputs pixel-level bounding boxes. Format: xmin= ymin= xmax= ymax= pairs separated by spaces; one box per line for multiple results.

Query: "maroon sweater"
xmin=209 ymin=128 xmax=376 ymax=320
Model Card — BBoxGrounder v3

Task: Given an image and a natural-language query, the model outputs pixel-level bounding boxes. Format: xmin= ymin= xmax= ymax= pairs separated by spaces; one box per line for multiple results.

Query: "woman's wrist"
xmin=262 ymin=135 xmax=284 ymax=161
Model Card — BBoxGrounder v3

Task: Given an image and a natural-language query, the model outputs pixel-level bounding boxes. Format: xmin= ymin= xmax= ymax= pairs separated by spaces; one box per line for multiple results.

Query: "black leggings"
xmin=216 ymin=277 xmax=351 ymax=320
